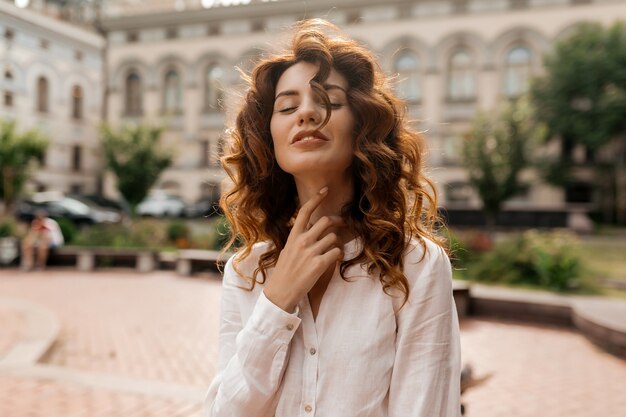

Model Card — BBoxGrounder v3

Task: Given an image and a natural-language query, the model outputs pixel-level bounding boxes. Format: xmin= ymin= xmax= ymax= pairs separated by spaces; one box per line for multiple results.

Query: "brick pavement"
xmin=1 ymin=268 xmax=625 ymax=417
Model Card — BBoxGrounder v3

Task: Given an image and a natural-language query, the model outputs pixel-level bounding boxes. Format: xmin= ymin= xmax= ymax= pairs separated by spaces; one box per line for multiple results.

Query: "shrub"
xmin=56 ymin=217 xmax=77 ymax=244
xmin=73 ymin=219 xmax=168 ymax=249
xmin=212 ymin=215 xmax=242 ymax=251
xmin=468 ymin=230 xmax=582 ymax=291
xmin=167 ymin=220 xmax=189 ymax=242
xmin=0 ymin=218 xmax=15 ymax=237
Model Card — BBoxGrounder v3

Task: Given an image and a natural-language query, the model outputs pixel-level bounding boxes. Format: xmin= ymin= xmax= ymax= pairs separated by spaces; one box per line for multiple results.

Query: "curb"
xmin=0 ymin=297 xmax=60 ymax=368
xmin=468 ymin=284 xmax=626 ymax=360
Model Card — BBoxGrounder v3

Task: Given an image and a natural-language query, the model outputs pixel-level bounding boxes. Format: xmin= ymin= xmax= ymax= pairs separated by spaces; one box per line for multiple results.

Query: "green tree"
xmin=101 ymin=123 xmax=172 ymax=213
xmin=462 ymin=98 xmax=543 ymax=231
xmin=532 ymin=22 xmax=626 ymax=224
xmin=0 ymin=119 xmax=48 ymax=212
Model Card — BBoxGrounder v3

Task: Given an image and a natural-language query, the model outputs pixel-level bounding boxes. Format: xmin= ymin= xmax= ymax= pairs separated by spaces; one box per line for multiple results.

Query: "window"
xmin=205 ymin=65 xmax=224 ymax=111
xmin=163 ymin=69 xmax=182 ymax=114
xmin=4 ymin=69 xmax=13 ymax=80
xmin=70 ymin=184 xmax=83 ymax=194
xmin=72 ymin=85 xmax=83 ymax=119
xmin=447 ymin=48 xmax=475 ymax=101
xmin=200 ymin=140 xmax=210 ymax=167
xmin=37 ymin=76 xmax=49 ymax=113
xmin=251 ymin=20 xmax=264 ymax=33
xmin=346 ymin=11 xmax=361 ymax=24
xmin=165 ymin=27 xmax=178 ymax=39
xmin=394 ymin=50 xmax=421 ymax=102
xmin=4 ymin=28 xmax=14 ymax=41
xmin=72 ymin=145 xmax=82 ymax=172
xmin=504 ymin=46 xmax=532 ymax=97
xmin=217 ymin=136 xmax=226 ymax=160
xmin=207 ymin=24 xmax=221 ymax=36
xmin=127 ymin=31 xmax=139 ymax=43
xmin=445 ymin=182 xmax=473 ymax=206
xmin=4 ymin=92 xmax=13 ymax=107
xmin=125 ymin=71 xmax=142 ymax=116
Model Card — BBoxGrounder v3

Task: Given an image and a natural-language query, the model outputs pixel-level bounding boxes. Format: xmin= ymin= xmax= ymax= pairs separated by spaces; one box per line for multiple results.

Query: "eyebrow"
xmin=275 ymin=83 xmax=347 ymax=99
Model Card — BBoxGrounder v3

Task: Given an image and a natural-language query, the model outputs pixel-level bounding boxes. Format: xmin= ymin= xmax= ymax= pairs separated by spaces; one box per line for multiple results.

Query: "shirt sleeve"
xmin=388 ymin=243 xmax=462 ymax=417
xmin=204 ymin=256 xmax=302 ymax=417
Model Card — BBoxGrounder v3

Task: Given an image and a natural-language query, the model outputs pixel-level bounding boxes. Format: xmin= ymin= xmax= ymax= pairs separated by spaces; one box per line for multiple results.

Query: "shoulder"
xmin=223 ymin=241 xmax=272 ymax=289
xmin=404 ymin=237 xmax=450 ymax=270
xmin=402 ymin=237 xmax=452 ymax=290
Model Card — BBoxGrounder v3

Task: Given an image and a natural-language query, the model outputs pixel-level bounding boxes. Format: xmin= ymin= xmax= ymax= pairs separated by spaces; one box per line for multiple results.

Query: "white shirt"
xmin=205 ymin=237 xmax=461 ymax=417
xmin=43 ymin=218 xmax=64 ymax=247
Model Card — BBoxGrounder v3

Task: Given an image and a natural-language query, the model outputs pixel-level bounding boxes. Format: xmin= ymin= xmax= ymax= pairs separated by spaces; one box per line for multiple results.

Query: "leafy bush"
xmin=212 ymin=215 xmax=242 ymax=251
xmin=167 ymin=220 xmax=189 ymax=242
xmin=468 ymin=230 xmax=582 ymax=291
xmin=73 ymin=219 xmax=168 ymax=249
xmin=0 ymin=218 xmax=15 ymax=237
xmin=56 ymin=217 xmax=77 ymax=244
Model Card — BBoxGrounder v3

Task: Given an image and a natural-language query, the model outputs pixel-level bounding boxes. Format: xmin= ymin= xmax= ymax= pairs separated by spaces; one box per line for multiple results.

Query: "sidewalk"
xmin=1 ymin=268 xmax=625 ymax=417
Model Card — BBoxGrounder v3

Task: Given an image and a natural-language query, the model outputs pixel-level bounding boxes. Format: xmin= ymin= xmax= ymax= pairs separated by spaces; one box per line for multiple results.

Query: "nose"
xmin=297 ymin=97 xmax=322 ymax=126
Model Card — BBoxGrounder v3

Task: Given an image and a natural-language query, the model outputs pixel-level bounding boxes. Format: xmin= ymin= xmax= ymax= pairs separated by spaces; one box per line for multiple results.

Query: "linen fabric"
xmin=205 ymin=237 xmax=461 ymax=417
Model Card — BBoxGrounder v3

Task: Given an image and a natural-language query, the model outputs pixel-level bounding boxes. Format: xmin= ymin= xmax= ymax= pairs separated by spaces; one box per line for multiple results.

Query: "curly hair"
xmin=220 ymin=19 xmax=445 ymax=304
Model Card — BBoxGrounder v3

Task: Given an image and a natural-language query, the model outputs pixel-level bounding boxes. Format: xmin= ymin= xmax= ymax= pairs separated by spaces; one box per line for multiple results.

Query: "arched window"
xmin=504 ymin=46 xmax=532 ymax=97
xmin=447 ymin=48 xmax=475 ymax=101
xmin=205 ymin=64 xmax=224 ymax=111
xmin=37 ymin=76 xmax=49 ymax=112
xmin=394 ymin=50 xmax=421 ymax=102
xmin=163 ymin=69 xmax=182 ymax=114
xmin=72 ymin=85 xmax=83 ymax=119
xmin=125 ymin=71 xmax=142 ymax=116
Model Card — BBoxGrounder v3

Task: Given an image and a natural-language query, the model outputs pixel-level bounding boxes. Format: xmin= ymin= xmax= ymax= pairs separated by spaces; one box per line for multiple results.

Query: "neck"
xmin=294 ymin=173 xmax=354 ymax=242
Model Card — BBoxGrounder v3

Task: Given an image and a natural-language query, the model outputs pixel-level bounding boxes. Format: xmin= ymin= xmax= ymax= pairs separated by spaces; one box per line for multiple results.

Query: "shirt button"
xmin=304 ymin=405 xmax=312 ymax=413
xmin=309 ymin=347 xmax=316 ymax=355
xmin=286 ymin=324 xmax=294 ymax=331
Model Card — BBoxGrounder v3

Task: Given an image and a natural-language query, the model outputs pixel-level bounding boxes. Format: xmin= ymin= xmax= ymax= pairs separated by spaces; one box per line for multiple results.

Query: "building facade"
xmin=98 ymin=0 xmax=625 ymax=213
xmin=0 ymin=0 xmax=105 ymax=196
xmin=4 ymin=0 xmax=625 ymax=218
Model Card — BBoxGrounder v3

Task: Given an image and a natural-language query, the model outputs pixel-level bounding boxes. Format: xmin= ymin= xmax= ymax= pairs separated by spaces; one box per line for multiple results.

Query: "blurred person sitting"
xmin=20 ymin=210 xmax=64 ymax=271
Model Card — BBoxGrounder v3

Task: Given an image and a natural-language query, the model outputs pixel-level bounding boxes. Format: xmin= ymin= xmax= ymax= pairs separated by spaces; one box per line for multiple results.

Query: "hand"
xmin=264 ymin=187 xmax=344 ymax=313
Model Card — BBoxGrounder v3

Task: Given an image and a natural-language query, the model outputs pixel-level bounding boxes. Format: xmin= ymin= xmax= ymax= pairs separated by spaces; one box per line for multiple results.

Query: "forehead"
xmin=275 ymin=61 xmax=348 ymax=92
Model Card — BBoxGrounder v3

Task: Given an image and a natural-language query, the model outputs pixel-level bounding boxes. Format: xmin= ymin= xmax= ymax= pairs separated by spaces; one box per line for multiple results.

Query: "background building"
xmin=4 ymin=0 xmax=626 ymax=220
xmin=0 ymin=0 xmax=105 ymax=195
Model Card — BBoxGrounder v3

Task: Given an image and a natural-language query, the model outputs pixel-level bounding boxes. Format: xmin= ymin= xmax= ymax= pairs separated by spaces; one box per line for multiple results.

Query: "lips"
xmin=291 ymin=130 xmax=330 ymax=144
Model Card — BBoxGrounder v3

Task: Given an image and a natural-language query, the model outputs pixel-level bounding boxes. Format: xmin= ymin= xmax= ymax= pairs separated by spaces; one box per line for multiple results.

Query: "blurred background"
xmin=1 ymin=0 xmax=625 ymax=416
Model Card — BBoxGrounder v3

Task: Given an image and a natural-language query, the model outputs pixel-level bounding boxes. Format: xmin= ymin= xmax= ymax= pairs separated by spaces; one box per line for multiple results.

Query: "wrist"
xmin=263 ymin=286 xmax=297 ymax=313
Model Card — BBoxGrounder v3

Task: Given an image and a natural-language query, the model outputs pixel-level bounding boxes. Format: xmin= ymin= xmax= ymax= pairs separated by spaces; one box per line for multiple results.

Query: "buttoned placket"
xmin=298 ymin=296 xmax=320 ymax=416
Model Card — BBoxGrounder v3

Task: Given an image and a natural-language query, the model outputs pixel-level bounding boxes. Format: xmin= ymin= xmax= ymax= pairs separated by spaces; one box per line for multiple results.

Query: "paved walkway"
xmin=1 ymin=268 xmax=625 ymax=417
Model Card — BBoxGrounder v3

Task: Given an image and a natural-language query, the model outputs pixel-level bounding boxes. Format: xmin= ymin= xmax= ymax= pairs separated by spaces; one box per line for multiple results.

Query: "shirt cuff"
xmin=247 ymin=290 xmax=301 ymax=339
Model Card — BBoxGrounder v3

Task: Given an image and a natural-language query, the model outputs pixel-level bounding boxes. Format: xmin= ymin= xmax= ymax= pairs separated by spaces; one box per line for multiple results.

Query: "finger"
xmin=317 ymin=246 xmax=344 ymax=266
xmin=311 ymin=232 xmax=341 ymax=254
xmin=293 ymin=187 xmax=329 ymax=233
xmin=307 ymin=215 xmax=345 ymax=239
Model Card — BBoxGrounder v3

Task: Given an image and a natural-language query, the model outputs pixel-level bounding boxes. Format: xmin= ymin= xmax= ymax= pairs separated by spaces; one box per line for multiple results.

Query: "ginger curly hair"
xmin=220 ymin=19 xmax=445 ymax=303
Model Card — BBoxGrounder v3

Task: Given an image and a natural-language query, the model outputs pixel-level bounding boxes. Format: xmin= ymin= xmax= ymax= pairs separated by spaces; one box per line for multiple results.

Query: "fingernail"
xmin=319 ymin=187 xmax=329 ymax=194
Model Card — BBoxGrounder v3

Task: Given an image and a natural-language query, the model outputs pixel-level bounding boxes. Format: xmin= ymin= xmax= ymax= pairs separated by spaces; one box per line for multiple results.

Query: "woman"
xmin=205 ymin=19 xmax=460 ymax=417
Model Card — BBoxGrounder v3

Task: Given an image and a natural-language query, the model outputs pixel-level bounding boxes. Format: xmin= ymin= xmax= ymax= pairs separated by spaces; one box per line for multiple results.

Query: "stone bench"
xmin=176 ymin=249 xmax=232 ymax=276
xmin=54 ymin=247 xmax=158 ymax=273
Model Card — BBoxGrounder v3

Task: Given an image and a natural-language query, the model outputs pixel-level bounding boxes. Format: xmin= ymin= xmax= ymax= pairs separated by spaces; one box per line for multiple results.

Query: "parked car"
xmin=184 ymin=198 xmax=222 ymax=218
xmin=136 ymin=192 xmax=186 ymax=217
xmin=14 ymin=192 xmax=122 ymax=226
xmin=71 ymin=194 xmax=131 ymax=217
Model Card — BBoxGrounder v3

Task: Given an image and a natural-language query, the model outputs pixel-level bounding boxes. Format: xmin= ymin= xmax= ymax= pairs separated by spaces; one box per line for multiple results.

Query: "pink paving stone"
xmin=0 ymin=308 xmax=24 ymax=359
xmin=0 ymin=376 xmax=204 ymax=417
xmin=0 ymin=268 xmax=625 ymax=417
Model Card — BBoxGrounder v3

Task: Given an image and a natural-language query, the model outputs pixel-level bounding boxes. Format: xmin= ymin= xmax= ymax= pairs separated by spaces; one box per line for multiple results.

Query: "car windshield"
xmin=54 ymin=198 xmax=91 ymax=215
